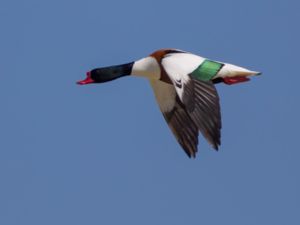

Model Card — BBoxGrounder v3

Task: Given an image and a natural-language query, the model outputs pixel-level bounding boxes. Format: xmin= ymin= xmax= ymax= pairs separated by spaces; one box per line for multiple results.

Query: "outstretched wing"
xmin=161 ymin=52 xmax=222 ymax=150
xmin=150 ymin=80 xmax=199 ymax=157
xmin=181 ymin=77 xmax=221 ymax=149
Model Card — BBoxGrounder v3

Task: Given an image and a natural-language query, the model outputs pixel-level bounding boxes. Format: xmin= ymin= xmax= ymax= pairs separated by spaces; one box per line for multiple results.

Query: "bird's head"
xmin=77 ymin=69 xmax=113 ymax=85
xmin=77 ymin=62 xmax=134 ymax=85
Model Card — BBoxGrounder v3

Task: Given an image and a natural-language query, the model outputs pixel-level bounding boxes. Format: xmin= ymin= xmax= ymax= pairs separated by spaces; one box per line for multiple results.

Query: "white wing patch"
xmin=161 ymin=53 xmax=205 ymax=101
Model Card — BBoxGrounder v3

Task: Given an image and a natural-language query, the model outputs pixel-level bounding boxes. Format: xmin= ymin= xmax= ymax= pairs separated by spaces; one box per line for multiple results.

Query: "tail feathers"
xmin=217 ymin=63 xmax=261 ymax=78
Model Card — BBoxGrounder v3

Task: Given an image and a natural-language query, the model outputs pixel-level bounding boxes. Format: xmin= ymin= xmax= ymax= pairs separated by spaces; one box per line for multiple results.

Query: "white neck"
xmin=131 ymin=56 xmax=161 ymax=80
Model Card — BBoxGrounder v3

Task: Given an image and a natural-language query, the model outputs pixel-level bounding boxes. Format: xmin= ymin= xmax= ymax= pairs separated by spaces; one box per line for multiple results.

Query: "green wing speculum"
xmin=190 ymin=60 xmax=224 ymax=82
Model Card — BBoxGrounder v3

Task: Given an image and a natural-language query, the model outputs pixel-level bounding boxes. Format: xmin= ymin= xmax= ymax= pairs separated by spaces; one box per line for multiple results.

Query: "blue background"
xmin=1 ymin=0 xmax=299 ymax=224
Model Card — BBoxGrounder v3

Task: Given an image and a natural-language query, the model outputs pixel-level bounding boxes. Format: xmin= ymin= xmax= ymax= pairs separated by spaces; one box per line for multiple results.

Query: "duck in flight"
xmin=77 ymin=49 xmax=260 ymax=158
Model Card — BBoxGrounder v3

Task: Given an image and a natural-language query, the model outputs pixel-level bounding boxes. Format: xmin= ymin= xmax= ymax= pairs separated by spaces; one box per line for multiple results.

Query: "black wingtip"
xmin=185 ymin=151 xmax=196 ymax=158
xmin=213 ymin=145 xmax=219 ymax=151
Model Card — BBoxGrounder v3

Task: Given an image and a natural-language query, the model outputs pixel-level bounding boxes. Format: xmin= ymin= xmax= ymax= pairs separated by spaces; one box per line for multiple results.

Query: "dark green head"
xmin=77 ymin=62 xmax=134 ymax=85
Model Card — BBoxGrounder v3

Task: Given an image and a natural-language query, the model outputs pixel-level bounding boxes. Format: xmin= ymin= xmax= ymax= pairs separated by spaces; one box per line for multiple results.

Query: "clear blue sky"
xmin=1 ymin=0 xmax=299 ymax=224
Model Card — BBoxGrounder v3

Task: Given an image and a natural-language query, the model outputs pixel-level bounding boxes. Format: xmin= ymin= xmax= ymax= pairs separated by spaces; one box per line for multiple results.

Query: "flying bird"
xmin=77 ymin=49 xmax=260 ymax=158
